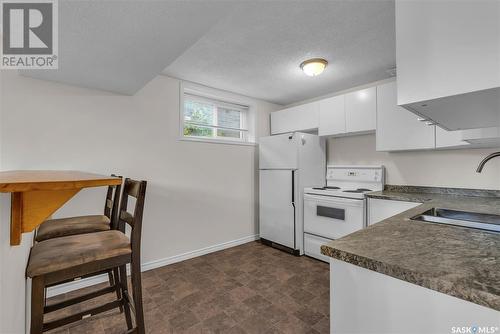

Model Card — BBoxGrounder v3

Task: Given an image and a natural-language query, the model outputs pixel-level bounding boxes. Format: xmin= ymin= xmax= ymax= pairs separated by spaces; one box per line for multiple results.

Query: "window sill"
xmin=178 ymin=136 xmax=257 ymax=147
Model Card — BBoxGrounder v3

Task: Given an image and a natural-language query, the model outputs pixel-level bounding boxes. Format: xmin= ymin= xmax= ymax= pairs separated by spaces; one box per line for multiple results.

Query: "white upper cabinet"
xmin=435 ymin=127 xmax=470 ymax=149
xmin=273 ymin=86 xmax=376 ymax=137
xmin=376 ymin=81 xmax=435 ymax=151
xmin=345 ymin=87 xmax=376 ymax=133
xmin=317 ymin=87 xmax=376 ymax=137
xmin=396 ymin=0 xmax=500 ymax=130
xmin=318 ymin=95 xmax=345 ymax=136
xmin=271 ymin=102 xmax=319 ymax=135
xmin=461 ymin=127 xmax=500 ymax=146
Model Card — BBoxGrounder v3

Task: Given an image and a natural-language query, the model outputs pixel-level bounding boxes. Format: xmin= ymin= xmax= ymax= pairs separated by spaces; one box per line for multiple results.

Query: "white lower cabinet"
xmin=330 ymin=259 xmax=500 ymax=334
xmin=367 ymin=198 xmax=422 ymax=226
xmin=376 ymin=81 xmax=435 ymax=151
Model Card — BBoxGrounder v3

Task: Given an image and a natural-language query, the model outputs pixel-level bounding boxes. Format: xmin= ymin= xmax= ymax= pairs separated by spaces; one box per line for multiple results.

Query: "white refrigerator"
xmin=259 ymin=132 xmax=326 ymax=255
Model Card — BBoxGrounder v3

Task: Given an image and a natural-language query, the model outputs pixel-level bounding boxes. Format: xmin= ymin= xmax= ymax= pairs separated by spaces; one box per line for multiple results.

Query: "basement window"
xmin=181 ymin=91 xmax=250 ymax=144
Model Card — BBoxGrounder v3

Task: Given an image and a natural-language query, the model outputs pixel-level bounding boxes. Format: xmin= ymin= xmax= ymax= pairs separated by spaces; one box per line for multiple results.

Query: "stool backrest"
xmin=118 ymin=178 xmax=147 ymax=255
xmin=105 ymin=174 xmax=123 ymax=230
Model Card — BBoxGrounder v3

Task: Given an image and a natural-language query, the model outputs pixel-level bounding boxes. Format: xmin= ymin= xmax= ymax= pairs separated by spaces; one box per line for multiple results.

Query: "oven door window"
xmin=316 ymin=206 xmax=345 ymax=221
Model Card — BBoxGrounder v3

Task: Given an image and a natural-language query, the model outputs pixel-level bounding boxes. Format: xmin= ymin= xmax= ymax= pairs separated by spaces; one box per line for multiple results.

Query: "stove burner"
xmin=313 ymin=187 xmax=372 ymax=193
xmin=312 ymin=186 xmax=341 ymax=190
xmin=343 ymin=188 xmax=373 ymax=193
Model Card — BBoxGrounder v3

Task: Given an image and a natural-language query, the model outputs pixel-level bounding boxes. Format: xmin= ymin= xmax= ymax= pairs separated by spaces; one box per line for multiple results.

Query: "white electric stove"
xmin=303 ymin=165 xmax=385 ymax=262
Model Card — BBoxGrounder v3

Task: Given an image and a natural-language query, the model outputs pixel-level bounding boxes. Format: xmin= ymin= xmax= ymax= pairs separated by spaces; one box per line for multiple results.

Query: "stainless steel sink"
xmin=411 ymin=208 xmax=500 ymax=233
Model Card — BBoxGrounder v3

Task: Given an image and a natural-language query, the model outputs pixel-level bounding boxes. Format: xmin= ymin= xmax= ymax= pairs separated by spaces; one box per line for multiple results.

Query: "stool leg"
xmin=111 ymin=268 xmax=123 ymax=312
xmin=31 ymin=276 xmax=45 ymax=334
xmin=119 ymin=265 xmax=133 ymax=329
xmin=131 ymin=258 xmax=145 ymax=334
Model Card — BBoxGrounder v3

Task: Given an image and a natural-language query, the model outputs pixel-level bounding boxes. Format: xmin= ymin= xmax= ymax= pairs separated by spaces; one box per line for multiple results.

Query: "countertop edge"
xmin=364 ymin=193 xmax=430 ymax=203
xmin=320 ymin=245 xmax=500 ymax=311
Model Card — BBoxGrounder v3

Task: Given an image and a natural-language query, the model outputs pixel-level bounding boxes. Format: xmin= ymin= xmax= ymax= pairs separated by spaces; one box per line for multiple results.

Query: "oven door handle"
xmin=304 ymin=194 xmax=365 ymax=207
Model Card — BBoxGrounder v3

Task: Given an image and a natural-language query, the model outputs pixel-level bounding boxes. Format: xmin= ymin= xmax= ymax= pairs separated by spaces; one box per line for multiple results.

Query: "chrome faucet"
xmin=476 ymin=151 xmax=500 ymax=173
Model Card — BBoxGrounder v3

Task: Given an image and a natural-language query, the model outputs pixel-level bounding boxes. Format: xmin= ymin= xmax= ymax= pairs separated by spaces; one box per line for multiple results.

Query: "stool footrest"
xmin=43 ymin=299 xmax=123 ymax=332
xmin=44 ymin=285 xmax=116 ymax=314
xmin=46 ymin=269 xmax=111 ymax=288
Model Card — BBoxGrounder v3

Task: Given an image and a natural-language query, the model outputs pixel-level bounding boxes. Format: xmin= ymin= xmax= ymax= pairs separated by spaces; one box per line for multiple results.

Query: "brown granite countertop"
xmin=320 ymin=186 xmax=500 ymax=311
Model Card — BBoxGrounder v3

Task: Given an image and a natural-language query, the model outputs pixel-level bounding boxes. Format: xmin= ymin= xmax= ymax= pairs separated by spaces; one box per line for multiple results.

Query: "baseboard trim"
xmin=141 ymin=234 xmax=259 ymax=272
xmin=47 ymin=234 xmax=259 ymax=297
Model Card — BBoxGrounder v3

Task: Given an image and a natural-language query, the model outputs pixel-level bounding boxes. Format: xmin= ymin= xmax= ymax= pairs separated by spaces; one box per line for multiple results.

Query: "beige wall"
xmin=0 ymin=71 xmax=278 ymax=333
xmin=328 ymin=134 xmax=500 ymax=189
xmin=2 ymin=72 xmax=279 ymax=263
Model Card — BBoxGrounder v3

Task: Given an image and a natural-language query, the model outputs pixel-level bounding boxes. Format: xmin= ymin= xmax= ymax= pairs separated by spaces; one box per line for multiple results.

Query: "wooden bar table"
xmin=0 ymin=171 xmax=122 ymax=245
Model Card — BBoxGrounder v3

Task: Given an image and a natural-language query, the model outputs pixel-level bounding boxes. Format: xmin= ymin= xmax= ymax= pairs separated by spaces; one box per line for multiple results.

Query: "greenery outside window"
xmin=182 ymin=93 xmax=249 ymax=143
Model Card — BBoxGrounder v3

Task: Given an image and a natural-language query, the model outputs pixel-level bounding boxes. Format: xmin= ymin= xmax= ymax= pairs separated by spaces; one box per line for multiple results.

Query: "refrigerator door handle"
xmin=291 ymin=170 xmax=296 ymax=249
xmin=291 ymin=170 xmax=296 ymax=248
xmin=291 ymin=199 xmax=296 ymax=249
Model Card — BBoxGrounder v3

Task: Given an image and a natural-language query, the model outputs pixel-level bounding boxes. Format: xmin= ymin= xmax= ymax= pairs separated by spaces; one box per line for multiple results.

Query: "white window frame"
xmin=179 ymin=83 xmax=256 ymax=146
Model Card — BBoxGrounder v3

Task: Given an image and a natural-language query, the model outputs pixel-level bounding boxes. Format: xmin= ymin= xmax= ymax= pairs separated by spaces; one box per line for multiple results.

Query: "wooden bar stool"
xmin=35 ymin=175 xmax=123 ymax=310
xmin=26 ymin=178 xmax=147 ymax=334
xmin=35 ymin=174 xmax=122 ymax=242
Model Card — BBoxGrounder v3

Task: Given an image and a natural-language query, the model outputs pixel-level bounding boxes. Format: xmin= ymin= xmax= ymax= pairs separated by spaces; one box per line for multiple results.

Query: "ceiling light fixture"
xmin=300 ymin=58 xmax=328 ymax=77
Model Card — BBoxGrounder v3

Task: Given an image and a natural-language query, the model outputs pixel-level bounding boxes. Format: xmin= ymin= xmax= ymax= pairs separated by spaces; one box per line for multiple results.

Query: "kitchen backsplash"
xmin=327 ymin=134 xmax=500 ymax=190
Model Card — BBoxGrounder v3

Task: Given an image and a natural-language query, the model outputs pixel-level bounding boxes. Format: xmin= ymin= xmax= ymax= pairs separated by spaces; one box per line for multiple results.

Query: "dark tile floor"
xmin=46 ymin=241 xmax=330 ymax=334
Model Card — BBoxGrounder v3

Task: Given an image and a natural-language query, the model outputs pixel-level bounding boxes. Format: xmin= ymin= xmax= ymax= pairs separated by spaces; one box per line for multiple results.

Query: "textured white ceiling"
xmin=21 ymin=1 xmax=395 ymax=104
xmin=163 ymin=1 xmax=396 ymax=105
xmin=21 ymin=1 xmax=237 ymax=94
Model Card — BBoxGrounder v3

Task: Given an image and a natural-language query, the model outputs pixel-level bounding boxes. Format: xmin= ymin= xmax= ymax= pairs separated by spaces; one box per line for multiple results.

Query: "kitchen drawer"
xmin=304 ymin=233 xmax=332 ymax=263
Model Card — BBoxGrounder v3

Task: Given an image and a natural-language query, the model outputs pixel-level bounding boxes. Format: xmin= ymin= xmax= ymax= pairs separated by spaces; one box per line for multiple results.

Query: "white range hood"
xmin=395 ymin=1 xmax=500 ymax=131
xmin=403 ymin=88 xmax=500 ymax=131
xmin=461 ymin=127 xmax=500 ymax=146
